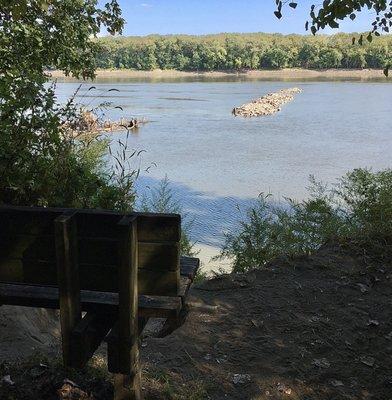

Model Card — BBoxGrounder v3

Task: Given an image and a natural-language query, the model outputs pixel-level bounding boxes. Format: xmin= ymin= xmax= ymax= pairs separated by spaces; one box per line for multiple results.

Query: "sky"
xmin=100 ymin=0 xmax=375 ymax=36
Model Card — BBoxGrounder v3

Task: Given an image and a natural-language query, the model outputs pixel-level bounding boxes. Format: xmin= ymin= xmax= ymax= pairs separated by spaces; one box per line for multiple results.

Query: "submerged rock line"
xmin=233 ymin=87 xmax=302 ymax=117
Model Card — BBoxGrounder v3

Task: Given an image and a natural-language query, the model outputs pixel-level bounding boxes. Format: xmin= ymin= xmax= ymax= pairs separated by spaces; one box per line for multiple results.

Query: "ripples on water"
xmin=55 ymin=78 xmax=392 ymax=269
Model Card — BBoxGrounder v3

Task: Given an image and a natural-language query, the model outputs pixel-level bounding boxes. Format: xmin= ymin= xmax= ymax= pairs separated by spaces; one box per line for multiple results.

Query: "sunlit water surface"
xmin=55 ymin=78 xmax=392 ymax=271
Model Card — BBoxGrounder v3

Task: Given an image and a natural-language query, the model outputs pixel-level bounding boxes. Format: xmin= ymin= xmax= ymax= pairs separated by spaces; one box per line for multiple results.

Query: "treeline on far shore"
xmin=96 ymin=33 xmax=392 ymax=71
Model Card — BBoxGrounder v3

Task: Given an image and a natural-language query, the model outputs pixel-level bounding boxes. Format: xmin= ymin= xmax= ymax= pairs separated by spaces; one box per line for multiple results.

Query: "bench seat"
xmin=0 ymin=257 xmax=199 ymax=318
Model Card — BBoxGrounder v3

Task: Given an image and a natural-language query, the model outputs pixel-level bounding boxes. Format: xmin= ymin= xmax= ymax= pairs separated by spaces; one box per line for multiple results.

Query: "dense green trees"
xmin=96 ymin=33 xmax=392 ymax=71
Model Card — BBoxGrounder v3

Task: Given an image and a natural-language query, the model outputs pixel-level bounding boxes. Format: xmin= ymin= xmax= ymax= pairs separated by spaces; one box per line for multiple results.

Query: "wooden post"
xmin=113 ymin=216 xmax=141 ymax=400
xmin=72 ymin=312 xmax=117 ymax=369
xmin=55 ymin=211 xmax=82 ymax=368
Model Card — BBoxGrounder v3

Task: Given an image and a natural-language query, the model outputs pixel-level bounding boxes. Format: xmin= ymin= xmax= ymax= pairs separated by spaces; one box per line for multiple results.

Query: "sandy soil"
xmin=48 ymin=68 xmax=388 ymax=81
xmin=1 ymin=242 xmax=391 ymax=399
xmin=143 ymin=243 xmax=392 ymax=399
xmin=0 ymin=307 xmax=60 ymax=360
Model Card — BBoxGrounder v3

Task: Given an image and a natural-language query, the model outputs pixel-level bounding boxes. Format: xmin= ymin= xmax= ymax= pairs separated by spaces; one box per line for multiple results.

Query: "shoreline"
xmin=48 ymin=68 xmax=389 ymax=81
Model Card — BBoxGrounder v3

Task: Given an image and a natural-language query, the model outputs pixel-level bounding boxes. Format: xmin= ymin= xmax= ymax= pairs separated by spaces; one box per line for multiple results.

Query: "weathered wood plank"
xmin=115 ymin=216 xmax=139 ymax=373
xmin=71 ymin=312 xmax=117 ymax=368
xmin=0 ymin=258 xmax=24 ymax=282
xmin=0 ymin=259 xmax=180 ymax=295
xmin=2 ymin=236 xmax=179 ymax=271
xmin=0 ymin=209 xmax=61 ymax=236
xmin=138 ymin=268 xmax=179 ymax=295
xmin=138 ymin=242 xmax=179 ymax=271
xmin=112 ymin=215 xmax=141 ymax=399
xmin=113 ymin=374 xmax=142 ymax=400
xmin=55 ymin=211 xmax=82 ymax=368
xmin=0 ymin=256 xmax=194 ymax=297
xmin=179 ymin=256 xmax=200 ymax=280
xmin=137 ymin=214 xmax=180 ymax=242
xmin=0 ymin=206 xmax=180 ymax=242
xmin=178 ymin=275 xmax=192 ymax=301
xmin=0 ymin=283 xmax=181 ymax=317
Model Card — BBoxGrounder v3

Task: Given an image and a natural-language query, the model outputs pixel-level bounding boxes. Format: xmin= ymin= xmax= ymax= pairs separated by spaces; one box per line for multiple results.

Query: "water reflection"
xmin=136 ymin=175 xmax=258 ymax=247
xmin=54 ymin=78 xmax=392 ymax=269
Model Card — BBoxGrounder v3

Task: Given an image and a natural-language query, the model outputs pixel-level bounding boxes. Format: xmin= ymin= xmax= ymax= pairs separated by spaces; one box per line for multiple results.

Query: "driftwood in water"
xmin=232 ymin=88 xmax=302 ymax=117
xmin=68 ymin=111 xmax=148 ymax=137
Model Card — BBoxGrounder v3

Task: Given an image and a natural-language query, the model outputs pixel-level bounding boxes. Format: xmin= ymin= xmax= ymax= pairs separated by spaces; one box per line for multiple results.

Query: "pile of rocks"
xmin=232 ymin=87 xmax=302 ymax=117
xmin=65 ymin=111 xmax=149 ymax=137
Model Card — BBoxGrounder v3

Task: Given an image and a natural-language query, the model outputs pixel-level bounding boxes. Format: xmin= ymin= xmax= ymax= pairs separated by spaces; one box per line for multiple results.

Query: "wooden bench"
xmin=0 ymin=205 xmax=199 ymax=400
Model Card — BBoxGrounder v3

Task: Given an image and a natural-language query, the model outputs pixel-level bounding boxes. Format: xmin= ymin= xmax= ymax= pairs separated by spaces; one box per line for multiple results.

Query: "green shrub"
xmin=218 ymin=169 xmax=392 ymax=273
xmin=0 ymin=1 xmax=132 ymax=211
xmin=0 ymin=83 xmax=137 ymax=212
xmin=139 ymin=176 xmax=198 ymax=256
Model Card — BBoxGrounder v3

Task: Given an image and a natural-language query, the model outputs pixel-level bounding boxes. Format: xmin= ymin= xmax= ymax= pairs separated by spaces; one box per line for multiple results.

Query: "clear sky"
xmin=102 ymin=0 xmax=375 ymax=36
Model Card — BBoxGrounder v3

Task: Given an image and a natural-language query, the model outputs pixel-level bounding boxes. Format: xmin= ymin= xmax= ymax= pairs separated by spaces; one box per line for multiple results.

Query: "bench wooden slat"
xmin=179 ymin=256 xmax=200 ymax=280
xmin=0 ymin=258 xmax=195 ymax=312
xmin=0 ymin=256 xmax=194 ymax=296
xmin=1 ymin=236 xmax=179 ymax=272
xmin=0 ymin=258 xmax=179 ymax=295
xmin=0 ymin=283 xmax=181 ymax=318
xmin=0 ymin=207 xmax=181 ymax=242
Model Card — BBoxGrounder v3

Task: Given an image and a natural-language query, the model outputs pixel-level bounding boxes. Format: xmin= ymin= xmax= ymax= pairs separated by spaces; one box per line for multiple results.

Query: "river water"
xmin=55 ymin=78 xmax=392 ymax=271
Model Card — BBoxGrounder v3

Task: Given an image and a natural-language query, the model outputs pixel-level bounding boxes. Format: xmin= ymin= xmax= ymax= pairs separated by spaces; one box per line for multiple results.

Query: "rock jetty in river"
xmin=232 ymin=87 xmax=302 ymax=117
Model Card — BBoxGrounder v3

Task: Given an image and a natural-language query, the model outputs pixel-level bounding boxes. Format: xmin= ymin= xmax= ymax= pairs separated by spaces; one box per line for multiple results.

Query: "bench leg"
xmin=114 ymin=216 xmax=142 ymax=400
xmin=55 ymin=212 xmax=82 ymax=368
xmin=114 ymin=371 xmax=142 ymax=400
xmin=158 ymin=307 xmax=188 ymax=338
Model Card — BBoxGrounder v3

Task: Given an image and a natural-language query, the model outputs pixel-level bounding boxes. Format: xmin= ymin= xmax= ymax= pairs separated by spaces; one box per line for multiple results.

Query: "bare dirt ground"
xmin=1 ymin=242 xmax=392 ymax=399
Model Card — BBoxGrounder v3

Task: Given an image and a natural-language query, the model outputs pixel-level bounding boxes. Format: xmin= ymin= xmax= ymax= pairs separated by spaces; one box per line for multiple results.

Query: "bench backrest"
xmin=0 ymin=206 xmax=181 ymax=296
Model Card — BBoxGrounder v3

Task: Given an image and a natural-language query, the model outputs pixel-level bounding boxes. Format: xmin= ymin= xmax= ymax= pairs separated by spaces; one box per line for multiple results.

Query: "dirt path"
xmin=0 ymin=307 xmax=59 ymax=360
xmin=1 ymin=243 xmax=391 ymax=399
xmin=143 ymin=243 xmax=392 ymax=399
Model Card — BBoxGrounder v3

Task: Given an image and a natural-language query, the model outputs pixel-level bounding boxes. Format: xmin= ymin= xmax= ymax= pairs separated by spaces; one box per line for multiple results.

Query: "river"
xmin=55 ymin=77 xmax=392 ymax=272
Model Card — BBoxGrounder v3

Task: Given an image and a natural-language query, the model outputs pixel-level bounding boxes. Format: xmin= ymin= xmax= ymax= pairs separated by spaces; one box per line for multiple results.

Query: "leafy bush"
xmin=0 ymin=2 xmax=138 ymax=212
xmin=218 ymin=169 xmax=392 ymax=273
xmin=0 ymin=82 xmax=137 ymax=211
xmin=139 ymin=177 xmax=197 ymax=256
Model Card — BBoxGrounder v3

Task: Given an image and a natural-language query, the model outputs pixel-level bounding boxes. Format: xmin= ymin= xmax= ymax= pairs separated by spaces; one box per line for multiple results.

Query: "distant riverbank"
xmin=49 ymin=68 xmax=388 ymax=81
